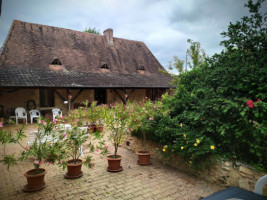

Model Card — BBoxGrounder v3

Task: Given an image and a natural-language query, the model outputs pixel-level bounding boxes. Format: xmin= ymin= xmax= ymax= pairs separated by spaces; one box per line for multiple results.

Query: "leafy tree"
xmin=84 ymin=27 xmax=100 ymax=34
xmin=167 ymin=39 xmax=206 ymax=75
xmin=186 ymin=39 xmax=206 ymax=69
xmin=168 ymin=56 xmax=185 ymax=74
xmin=164 ymin=39 xmax=206 ymax=86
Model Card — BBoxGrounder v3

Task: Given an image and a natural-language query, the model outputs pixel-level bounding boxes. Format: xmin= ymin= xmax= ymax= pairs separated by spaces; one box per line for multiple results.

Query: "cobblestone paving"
xmin=0 ymin=125 xmax=224 ymax=200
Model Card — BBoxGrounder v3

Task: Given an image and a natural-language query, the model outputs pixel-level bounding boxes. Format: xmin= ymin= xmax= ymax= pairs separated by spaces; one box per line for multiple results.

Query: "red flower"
xmin=246 ymin=100 xmax=254 ymax=108
xmin=256 ymin=99 xmax=261 ymax=102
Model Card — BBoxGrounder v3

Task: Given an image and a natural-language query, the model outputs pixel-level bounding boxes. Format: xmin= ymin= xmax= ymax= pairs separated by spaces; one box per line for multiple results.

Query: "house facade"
xmin=0 ymin=20 xmax=172 ymax=119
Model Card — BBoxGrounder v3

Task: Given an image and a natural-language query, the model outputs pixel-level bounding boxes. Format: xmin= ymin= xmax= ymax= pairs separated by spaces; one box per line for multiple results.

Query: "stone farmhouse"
xmin=0 ymin=20 xmax=172 ymax=119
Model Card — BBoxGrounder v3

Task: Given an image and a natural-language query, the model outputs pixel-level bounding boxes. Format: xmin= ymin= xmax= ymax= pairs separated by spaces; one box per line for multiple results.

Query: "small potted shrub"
xmin=103 ymin=103 xmax=129 ymax=172
xmin=0 ymin=119 xmax=63 ymax=192
xmin=57 ymin=107 xmax=108 ymax=178
xmin=128 ymin=99 xmax=165 ymax=165
xmin=85 ymin=101 xmax=104 ymax=132
xmin=93 ymin=103 xmax=105 ymax=132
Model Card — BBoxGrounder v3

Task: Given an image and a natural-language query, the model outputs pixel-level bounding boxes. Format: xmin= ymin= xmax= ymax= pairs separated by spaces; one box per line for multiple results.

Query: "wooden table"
xmin=39 ymin=107 xmax=55 ymax=120
xmin=202 ymin=186 xmax=267 ymax=200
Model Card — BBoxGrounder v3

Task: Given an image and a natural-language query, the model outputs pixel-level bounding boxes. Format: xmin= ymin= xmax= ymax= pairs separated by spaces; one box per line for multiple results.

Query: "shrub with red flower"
xmin=246 ymin=100 xmax=254 ymax=108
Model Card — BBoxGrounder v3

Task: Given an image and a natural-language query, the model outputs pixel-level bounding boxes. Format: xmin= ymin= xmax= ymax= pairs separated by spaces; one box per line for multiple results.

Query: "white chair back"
xmin=29 ymin=110 xmax=40 ymax=117
xmin=52 ymin=108 xmax=62 ymax=120
xmin=254 ymin=175 xmax=267 ymax=195
xmin=15 ymin=107 xmax=27 ymax=118
xmin=15 ymin=107 xmax=27 ymax=124
xmin=29 ymin=110 xmax=41 ymax=123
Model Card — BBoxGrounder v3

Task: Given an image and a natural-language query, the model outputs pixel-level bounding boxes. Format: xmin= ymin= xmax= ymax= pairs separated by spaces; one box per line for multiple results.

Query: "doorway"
xmin=94 ymin=89 xmax=106 ymax=105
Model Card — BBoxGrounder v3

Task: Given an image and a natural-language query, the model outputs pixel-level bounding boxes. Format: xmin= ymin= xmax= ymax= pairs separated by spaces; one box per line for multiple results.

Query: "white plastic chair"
xmin=27 ymin=131 xmax=37 ymax=146
xmin=15 ymin=107 xmax=27 ymax=124
xmin=29 ymin=110 xmax=41 ymax=124
xmin=78 ymin=127 xmax=88 ymax=156
xmin=52 ymin=108 xmax=62 ymax=120
xmin=8 ymin=108 xmax=16 ymax=121
xmin=27 ymin=130 xmax=53 ymax=146
xmin=254 ymin=175 xmax=267 ymax=195
xmin=62 ymin=124 xmax=72 ymax=131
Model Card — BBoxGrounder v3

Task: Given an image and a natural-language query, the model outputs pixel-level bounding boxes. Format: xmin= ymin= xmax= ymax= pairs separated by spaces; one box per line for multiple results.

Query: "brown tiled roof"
xmin=0 ymin=66 xmax=172 ymax=88
xmin=0 ymin=20 xmax=172 ymax=88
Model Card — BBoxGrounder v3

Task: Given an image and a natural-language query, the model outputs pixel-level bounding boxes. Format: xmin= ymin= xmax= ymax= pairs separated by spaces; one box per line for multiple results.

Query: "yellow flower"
xmin=191 ymin=92 xmax=193 ymax=97
xmin=180 ymin=123 xmax=183 ymax=127
xmin=181 ymin=146 xmax=184 ymax=150
xmin=196 ymin=139 xmax=200 ymax=144
xmin=163 ymin=148 xmax=166 ymax=152
xmin=183 ymin=133 xmax=186 ymax=138
xmin=164 ymin=145 xmax=168 ymax=148
xmin=189 ymin=161 xmax=192 ymax=164
xmin=210 ymin=145 xmax=215 ymax=150
xmin=194 ymin=143 xmax=197 ymax=146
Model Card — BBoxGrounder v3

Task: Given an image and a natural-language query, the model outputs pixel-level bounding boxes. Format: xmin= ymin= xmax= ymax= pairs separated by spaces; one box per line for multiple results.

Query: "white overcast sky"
xmin=0 ymin=0 xmax=265 ymax=69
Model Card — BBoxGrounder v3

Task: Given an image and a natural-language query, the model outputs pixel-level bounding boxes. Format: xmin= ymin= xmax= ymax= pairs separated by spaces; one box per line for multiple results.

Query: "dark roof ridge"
xmin=2 ymin=65 xmax=168 ymax=77
xmin=0 ymin=66 xmax=173 ymax=88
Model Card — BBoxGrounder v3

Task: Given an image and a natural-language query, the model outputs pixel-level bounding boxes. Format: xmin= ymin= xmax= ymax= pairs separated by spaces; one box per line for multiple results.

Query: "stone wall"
xmin=122 ymin=135 xmax=267 ymax=194
xmin=0 ymin=88 xmax=39 ymax=118
xmin=0 ymin=88 xmax=148 ymax=121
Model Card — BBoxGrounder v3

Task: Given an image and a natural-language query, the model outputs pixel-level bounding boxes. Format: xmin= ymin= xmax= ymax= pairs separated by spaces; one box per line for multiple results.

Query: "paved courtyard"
xmin=0 ymin=124 xmax=223 ymax=200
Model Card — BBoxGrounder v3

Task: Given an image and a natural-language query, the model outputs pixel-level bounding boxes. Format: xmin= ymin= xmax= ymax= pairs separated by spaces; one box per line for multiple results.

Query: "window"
xmin=100 ymin=63 xmax=109 ymax=69
xmin=137 ymin=65 xmax=145 ymax=71
xmin=50 ymin=58 xmax=62 ymax=65
xmin=146 ymin=89 xmax=166 ymax=101
xmin=40 ymin=88 xmax=55 ymax=107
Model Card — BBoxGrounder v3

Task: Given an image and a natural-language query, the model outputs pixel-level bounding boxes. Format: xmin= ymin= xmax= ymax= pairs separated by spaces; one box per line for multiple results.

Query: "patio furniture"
xmin=15 ymin=107 xmax=27 ymax=124
xmin=254 ymin=175 xmax=267 ymax=195
xmin=78 ymin=127 xmax=88 ymax=156
xmin=61 ymin=124 xmax=72 ymax=131
xmin=7 ymin=108 xmax=16 ymax=121
xmin=27 ymin=131 xmax=38 ymax=146
xmin=29 ymin=109 xmax=41 ymax=124
xmin=27 ymin=130 xmax=55 ymax=146
xmin=52 ymin=108 xmax=62 ymax=120
xmin=202 ymin=186 xmax=267 ymax=200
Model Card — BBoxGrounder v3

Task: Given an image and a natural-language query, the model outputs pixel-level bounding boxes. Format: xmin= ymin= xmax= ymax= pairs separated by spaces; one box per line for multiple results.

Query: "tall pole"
xmin=185 ymin=53 xmax=188 ymax=72
xmin=68 ymin=90 xmax=72 ymax=111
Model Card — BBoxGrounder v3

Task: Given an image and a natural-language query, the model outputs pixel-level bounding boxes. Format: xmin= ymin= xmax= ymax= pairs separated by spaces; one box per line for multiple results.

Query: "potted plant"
xmin=84 ymin=101 xmax=104 ymax=133
xmin=92 ymin=103 xmax=105 ymax=132
xmin=57 ymin=107 xmax=108 ymax=178
xmin=128 ymin=99 xmax=165 ymax=165
xmin=0 ymin=119 xmax=63 ymax=192
xmin=103 ymin=103 xmax=129 ymax=172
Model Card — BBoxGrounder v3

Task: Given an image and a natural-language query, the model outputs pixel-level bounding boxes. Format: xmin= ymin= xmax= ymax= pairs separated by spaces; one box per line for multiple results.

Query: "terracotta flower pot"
xmin=87 ymin=124 xmax=95 ymax=133
xmin=95 ymin=125 xmax=104 ymax=132
xmin=64 ymin=159 xmax=83 ymax=179
xmin=107 ymin=155 xmax=123 ymax=172
xmin=137 ymin=151 xmax=152 ymax=165
xmin=23 ymin=168 xmax=46 ymax=192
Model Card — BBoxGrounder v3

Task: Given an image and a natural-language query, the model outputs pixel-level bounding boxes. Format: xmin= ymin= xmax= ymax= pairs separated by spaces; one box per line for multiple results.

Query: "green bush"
xmin=153 ymin=0 xmax=267 ymax=171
